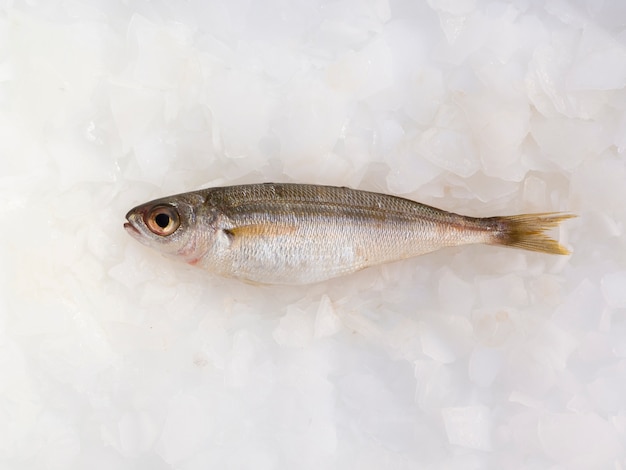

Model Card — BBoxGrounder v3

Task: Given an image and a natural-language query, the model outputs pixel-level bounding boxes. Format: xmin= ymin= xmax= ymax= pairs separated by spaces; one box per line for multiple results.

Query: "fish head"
xmin=124 ymin=192 xmax=216 ymax=264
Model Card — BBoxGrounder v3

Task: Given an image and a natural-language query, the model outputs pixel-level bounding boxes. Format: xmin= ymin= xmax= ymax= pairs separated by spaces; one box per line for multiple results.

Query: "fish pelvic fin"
xmin=488 ymin=213 xmax=576 ymax=255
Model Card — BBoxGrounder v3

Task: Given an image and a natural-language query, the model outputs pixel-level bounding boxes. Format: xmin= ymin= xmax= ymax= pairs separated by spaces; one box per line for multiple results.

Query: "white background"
xmin=1 ymin=0 xmax=625 ymax=468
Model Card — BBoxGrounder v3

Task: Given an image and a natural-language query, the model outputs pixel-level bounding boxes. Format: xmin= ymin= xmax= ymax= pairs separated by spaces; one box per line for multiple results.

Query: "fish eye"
xmin=145 ymin=205 xmax=180 ymax=236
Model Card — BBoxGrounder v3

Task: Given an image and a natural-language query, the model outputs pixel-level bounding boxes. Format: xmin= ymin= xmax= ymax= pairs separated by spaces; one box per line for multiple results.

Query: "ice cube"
xmin=109 ymin=83 xmax=162 ymax=152
xmin=442 ymin=405 xmax=492 ymax=451
xmin=403 ymin=67 xmax=445 ymax=125
xmin=553 ymin=279 xmax=604 ymax=331
xmin=417 ymin=125 xmax=480 ymax=178
xmin=601 ymin=271 xmax=626 ymax=308
xmin=587 ymin=372 xmax=625 ymax=414
xmin=131 ymin=133 xmax=171 ymax=186
xmin=538 ymin=412 xmax=621 ymax=468
xmin=419 ymin=316 xmax=473 ymax=364
xmin=326 ymin=36 xmax=393 ymax=99
xmin=385 ymin=151 xmax=443 ymax=194
xmin=314 ymin=295 xmax=342 ymax=338
xmin=155 ymin=393 xmax=210 ymax=465
xmin=428 ymin=0 xmax=476 ymax=15
xmin=118 ymin=411 xmax=159 ymax=455
xmin=273 ymin=306 xmax=314 ymax=348
xmin=478 ymin=274 xmax=528 ymax=309
xmin=128 ymin=14 xmax=191 ymax=88
xmin=39 ymin=417 xmax=80 ymax=468
xmin=437 ymin=267 xmax=475 ymax=316
xmin=522 ymin=175 xmax=547 ymax=209
xmin=530 ymin=115 xmax=606 ymax=171
xmin=567 ymin=27 xmax=626 ymax=91
xmin=529 ymin=321 xmax=579 ymax=371
xmin=468 ymin=347 xmax=503 ymax=387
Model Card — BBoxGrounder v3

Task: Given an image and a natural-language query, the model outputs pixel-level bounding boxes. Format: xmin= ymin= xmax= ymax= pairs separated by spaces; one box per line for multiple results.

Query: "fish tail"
xmin=488 ymin=213 xmax=575 ymax=255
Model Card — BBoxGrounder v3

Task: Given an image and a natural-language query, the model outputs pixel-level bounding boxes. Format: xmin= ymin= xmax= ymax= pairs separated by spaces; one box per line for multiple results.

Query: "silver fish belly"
xmin=124 ymin=183 xmax=573 ymax=285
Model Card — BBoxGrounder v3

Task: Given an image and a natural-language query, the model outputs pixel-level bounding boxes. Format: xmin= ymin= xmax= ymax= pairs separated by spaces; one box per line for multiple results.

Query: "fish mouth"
xmin=124 ymin=212 xmax=141 ymax=236
xmin=124 ymin=221 xmax=139 ymax=234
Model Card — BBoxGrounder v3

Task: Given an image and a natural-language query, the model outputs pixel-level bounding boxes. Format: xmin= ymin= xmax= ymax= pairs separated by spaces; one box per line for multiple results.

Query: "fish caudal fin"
xmin=489 ymin=213 xmax=575 ymax=255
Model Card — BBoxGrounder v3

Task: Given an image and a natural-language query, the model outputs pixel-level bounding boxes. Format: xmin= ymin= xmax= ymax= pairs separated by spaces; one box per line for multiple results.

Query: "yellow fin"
xmin=225 ymin=223 xmax=297 ymax=239
xmin=489 ymin=213 xmax=576 ymax=255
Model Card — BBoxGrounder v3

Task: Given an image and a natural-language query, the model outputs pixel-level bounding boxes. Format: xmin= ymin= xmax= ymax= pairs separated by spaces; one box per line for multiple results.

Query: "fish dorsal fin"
xmin=224 ymin=223 xmax=297 ymax=240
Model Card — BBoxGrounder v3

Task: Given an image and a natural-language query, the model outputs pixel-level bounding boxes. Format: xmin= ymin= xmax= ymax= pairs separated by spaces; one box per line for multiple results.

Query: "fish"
xmin=124 ymin=183 xmax=574 ymax=285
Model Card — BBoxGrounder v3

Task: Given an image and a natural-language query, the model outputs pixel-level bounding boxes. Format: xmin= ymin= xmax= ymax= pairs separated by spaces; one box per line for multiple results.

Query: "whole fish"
xmin=124 ymin=183 xmax=573 ymax=285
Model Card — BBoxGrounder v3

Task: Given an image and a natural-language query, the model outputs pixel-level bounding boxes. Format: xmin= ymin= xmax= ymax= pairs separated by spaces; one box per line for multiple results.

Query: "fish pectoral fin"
xmin=224 ymin=223 xmax=298 ymax=240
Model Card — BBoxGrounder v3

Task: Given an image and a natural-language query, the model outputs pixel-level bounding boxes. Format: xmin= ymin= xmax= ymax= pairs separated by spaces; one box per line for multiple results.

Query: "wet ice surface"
xmin=1 ymin=0 xmax=625 ymax=468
